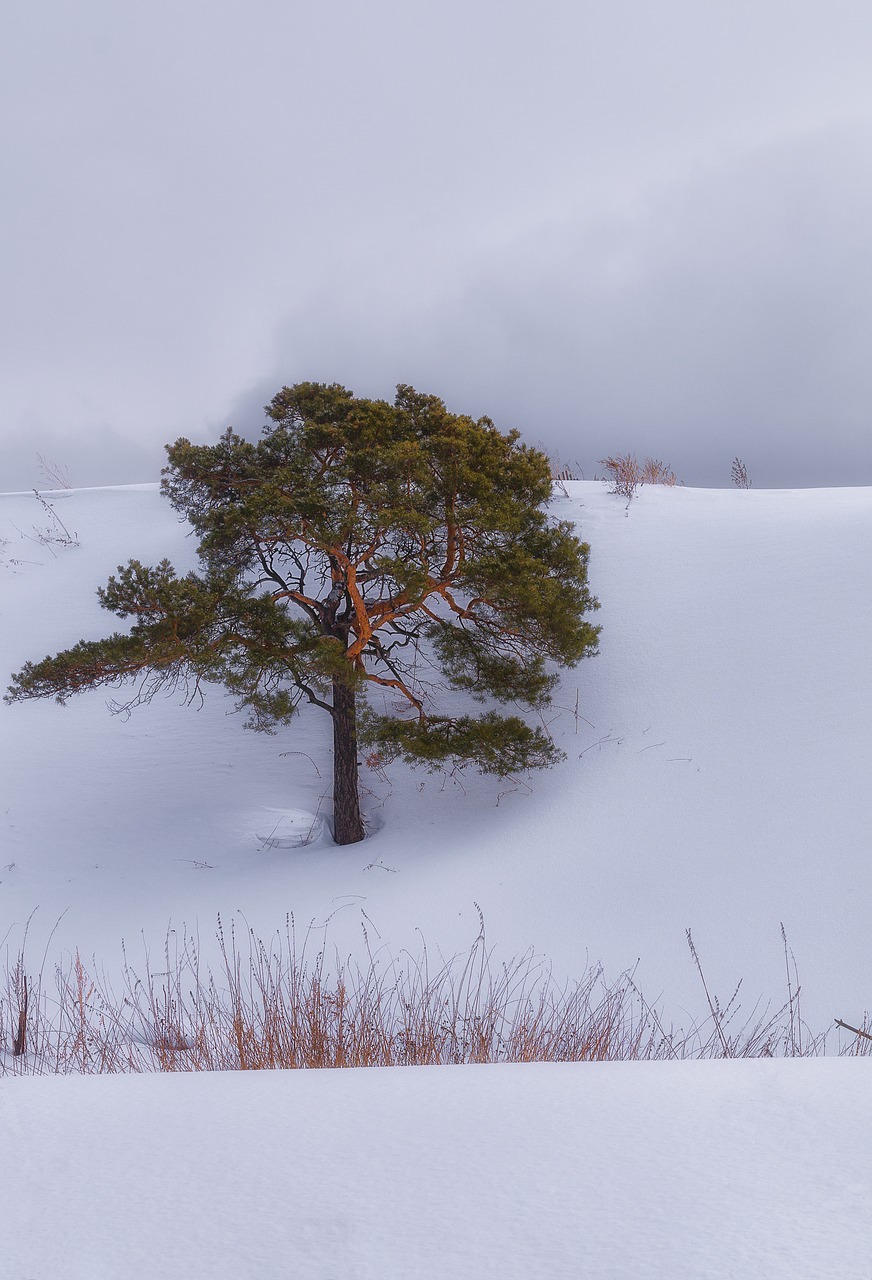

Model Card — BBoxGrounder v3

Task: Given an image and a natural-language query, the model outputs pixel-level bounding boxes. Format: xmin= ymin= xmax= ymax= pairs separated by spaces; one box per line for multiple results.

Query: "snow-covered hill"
xmin=4 ymin=478 xmax=872 ymax=1278
xmin=3 ymin=480 xmax=870 ymax=1026
xmin=6 ymin=1059 xmax=872 ymax=1280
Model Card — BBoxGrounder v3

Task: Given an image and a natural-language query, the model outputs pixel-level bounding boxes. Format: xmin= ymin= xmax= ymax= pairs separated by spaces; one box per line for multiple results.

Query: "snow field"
xmin=3 ymin=479 xmax=872 ymax=1276
xmin=3 ymin=1059 xmax=871 ymax=1280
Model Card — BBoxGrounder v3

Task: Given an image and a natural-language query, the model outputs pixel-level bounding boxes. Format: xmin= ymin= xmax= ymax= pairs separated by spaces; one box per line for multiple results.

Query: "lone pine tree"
xmin=6 ymin=383 xmax=600 ymax=844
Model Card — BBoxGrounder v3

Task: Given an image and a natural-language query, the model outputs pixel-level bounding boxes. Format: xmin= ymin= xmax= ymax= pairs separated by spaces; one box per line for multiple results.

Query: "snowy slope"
xmin=2 ymin=481 xmax=871 ymax=1027
xmin=4 ymin=479 xmax=872 ymax=1278
xmin=3 ymin=1059 xmax=872 ymax=1280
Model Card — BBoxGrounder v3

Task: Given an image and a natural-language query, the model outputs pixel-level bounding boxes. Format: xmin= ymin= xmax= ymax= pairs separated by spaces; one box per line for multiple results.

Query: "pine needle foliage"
xmin=6 ymin=383 xmax=600 ymax=843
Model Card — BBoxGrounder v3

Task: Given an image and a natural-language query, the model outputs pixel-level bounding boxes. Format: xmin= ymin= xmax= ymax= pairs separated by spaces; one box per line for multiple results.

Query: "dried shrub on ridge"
xmin=731 ymin=457 xmax=752 ymax=488
xmin=599 ymin=454 xmax=679 ymax=501
xmin=639 ymin=457 xmax=677 ymax=486
xmin=599 ymin=453 xmax=642 ymax=499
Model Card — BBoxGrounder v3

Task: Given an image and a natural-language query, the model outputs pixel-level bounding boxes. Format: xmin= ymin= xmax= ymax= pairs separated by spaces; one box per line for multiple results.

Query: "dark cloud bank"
xmin=226 ymin=124 xmax=872 ymax=491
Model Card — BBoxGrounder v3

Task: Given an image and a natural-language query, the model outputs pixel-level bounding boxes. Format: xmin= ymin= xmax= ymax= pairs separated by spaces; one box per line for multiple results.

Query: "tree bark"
xmin=331 ymin=677 xmax=365 ymax=844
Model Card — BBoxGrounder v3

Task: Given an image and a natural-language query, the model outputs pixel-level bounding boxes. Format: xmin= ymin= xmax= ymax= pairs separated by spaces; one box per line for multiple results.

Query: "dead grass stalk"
xmin=1 ymin=919 xmax=866 ymax=1074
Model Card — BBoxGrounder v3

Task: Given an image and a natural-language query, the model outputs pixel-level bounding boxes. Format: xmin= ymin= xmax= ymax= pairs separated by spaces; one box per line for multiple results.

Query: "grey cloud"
xmin=255 ymin=122 xmax=872 ymax=488
xmin=4 ymin=1 xmax=872 ymax=488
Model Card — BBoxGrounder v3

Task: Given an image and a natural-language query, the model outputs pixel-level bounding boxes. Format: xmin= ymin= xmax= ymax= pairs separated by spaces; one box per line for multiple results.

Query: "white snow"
xmin=2 ymin=478 xmax=872 ymax=1274
xmin=3 ymin=1060 xmax=872 ymax=1279
xmin=254 ymin=807 xmax=327 ymax=849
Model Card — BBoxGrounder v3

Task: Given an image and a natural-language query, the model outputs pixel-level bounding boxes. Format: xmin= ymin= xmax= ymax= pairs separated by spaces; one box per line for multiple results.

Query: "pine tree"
xmin=6 ymin=384 xmax=600 ymax=844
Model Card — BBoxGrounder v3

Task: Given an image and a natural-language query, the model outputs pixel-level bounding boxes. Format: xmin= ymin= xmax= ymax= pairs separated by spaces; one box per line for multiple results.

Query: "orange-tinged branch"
xmin=362 ymin=670 xmax=425 ymax=714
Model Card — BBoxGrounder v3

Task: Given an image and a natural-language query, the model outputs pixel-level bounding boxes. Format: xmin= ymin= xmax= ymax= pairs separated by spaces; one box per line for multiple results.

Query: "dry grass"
xmin=599 ymin=454 xmax=679 ymax=500
xmin=639 ymin=457 xmax=677 ymax=486
xmin=36 ymin=454 xmax=72 ymax=491
xmin=731 ymin=456 xmax=752 ymax=488
xmin=599 ymin=453 xmax=642 ymax=499
xmin=2 ymin=918 xmax=869 ymax=1075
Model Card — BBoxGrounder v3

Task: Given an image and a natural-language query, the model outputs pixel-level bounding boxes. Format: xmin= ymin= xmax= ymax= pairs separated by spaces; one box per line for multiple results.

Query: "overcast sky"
xmin=3 ymin=0 xmax=872 ymax=490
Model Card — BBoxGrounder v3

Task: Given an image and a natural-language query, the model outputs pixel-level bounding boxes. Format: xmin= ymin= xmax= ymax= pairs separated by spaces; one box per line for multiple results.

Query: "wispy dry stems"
xmin=639 ymin=458 xmax=677 ymax=486
xmin=599 ymin=454 xmax=679 ymax=500
xmin=599 ymin=453 xmax=642 ymax=500
xmin=0 ymin=920 xmax=863 ymax=1075
xmin=731 ymin=457 xmax=752 ymax=488
xmin=36 ymin=454 xmax=72 ymax=490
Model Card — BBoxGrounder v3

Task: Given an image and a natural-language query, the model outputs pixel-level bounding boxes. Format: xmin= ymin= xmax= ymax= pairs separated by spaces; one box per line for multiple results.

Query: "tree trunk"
xmin=331 ymin=677 xmax=365 ymax=845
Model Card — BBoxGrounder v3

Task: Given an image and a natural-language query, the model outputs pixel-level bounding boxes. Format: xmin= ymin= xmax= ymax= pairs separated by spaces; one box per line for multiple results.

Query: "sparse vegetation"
xmin=2 ymin=920 xmax=868 ymax=1074
xmin=549 ymin=456 xmax=582 ymax=499
xmin=639 ymin=457 xmax=677 ymax=486
xmin=27 ymin=490 xmax=79 ymax=553
xmin=8 ymin=490 xmax=80 ymax=558
xmin=599 ymin=453 xmax=679 ymax=501
xmin=36 ymin=454 xmax=72 ymax=491
xmin=732 ymin=456 xmax=752 ymax=488
xmin=599 ymin=453 xmax=641 ymax=500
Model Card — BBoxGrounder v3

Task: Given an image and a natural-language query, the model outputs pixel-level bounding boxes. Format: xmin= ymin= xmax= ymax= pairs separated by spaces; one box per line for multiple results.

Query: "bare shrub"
xmin=599 ymin=453 xmax=681 ymax=502
xmin=36 ymin=454 xmax=72 ymax=490
xmin=364 ymin=747 xmax=393 ymax=785
xmin=731 ymin=457 xmax=752 ymax=488
xmin=13 ymin=491 xmax=79 ymax=557
xmin=599 ymin=453 xmax=641 ymax=500
xmin=640 ymin=457 xmax=677 ymax=486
